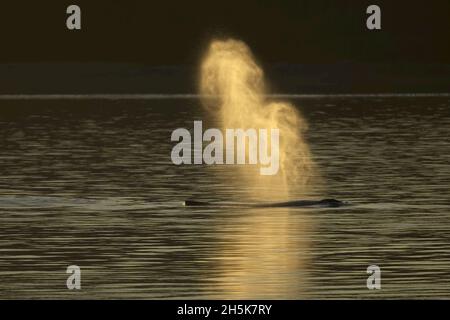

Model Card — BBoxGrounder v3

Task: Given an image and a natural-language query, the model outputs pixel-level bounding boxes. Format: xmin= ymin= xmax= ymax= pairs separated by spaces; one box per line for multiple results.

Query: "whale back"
xmin=184 ymin=198 xmax=347 ymax=208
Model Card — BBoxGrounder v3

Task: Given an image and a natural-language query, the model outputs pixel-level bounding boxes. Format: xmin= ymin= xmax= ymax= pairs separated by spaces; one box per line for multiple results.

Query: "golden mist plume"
xmin=200 ymin=39 xmax=319 ymax=200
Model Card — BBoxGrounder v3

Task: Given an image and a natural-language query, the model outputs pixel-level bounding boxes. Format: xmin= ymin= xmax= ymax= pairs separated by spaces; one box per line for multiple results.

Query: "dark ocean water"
xmin=0 ymin=96 xmax=449 ymax=299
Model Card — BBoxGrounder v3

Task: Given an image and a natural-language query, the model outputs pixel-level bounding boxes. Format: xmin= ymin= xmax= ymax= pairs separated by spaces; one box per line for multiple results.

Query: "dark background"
xmin=0 ymin=0 xmax=449 ymax=64
xmin=0 ymin=0 xmax=449 ymax=93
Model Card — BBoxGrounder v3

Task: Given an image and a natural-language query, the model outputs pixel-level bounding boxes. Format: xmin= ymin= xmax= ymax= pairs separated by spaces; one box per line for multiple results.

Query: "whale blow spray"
xmin=199 ymin=39 xmax=318 ymax=200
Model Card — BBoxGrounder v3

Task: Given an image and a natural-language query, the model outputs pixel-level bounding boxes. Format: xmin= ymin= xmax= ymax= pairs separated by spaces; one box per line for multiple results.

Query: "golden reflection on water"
xmin=210 ymin=207 xmax=313 ymax=299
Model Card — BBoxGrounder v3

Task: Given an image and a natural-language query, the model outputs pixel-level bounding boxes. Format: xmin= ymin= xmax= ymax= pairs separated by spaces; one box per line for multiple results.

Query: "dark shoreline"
xmin=1 ymin=63 xmax=449 ymax=95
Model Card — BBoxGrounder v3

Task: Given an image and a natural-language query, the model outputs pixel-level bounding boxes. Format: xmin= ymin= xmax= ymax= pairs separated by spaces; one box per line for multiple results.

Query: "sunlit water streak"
xmin=1 ymin=93 xmax=450 ymax=100
xmin=0 ymin=97 xmax=449 ymax=298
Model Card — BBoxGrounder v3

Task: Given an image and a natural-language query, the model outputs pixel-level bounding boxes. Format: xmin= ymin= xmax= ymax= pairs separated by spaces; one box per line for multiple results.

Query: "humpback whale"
xmin=184 ymin=198 xmax=347 ymax=208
